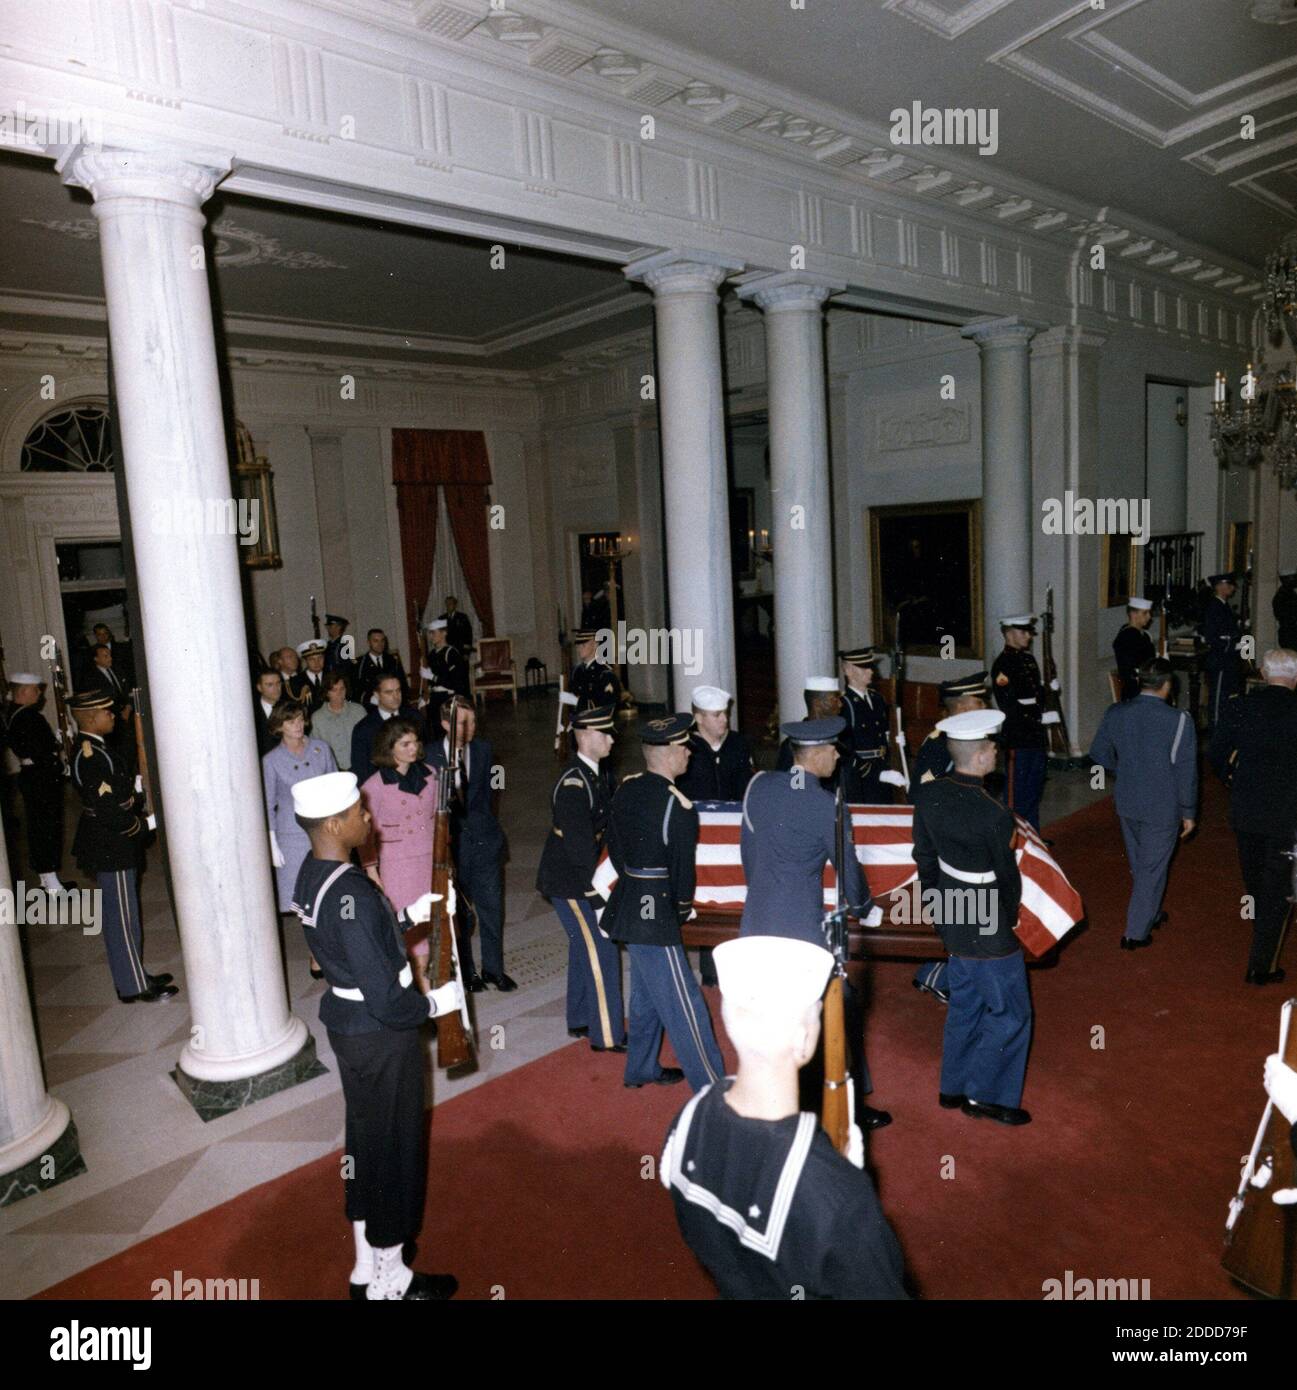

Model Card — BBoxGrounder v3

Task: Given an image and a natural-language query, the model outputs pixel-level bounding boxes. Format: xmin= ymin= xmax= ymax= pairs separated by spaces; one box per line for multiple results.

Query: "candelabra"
xmin=587 ymin=534 xmax=638 ymax=720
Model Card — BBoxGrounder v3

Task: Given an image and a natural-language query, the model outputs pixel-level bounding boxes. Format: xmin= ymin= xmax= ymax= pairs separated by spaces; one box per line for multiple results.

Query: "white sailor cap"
xmin=998 ymin=613 xmax=1036 ymax=629
xmin=714 ymin=936 xmax=834 ymax=1014
xmin=1127 ymin=597 xmax=1153 ymax=611
xmin=804 ymin=675 xmax=840 ymax=693
xmin=296 ymin=639 xmax=327 ymax=656
xmin=426 ymin=618 xmax=448 ymax=632
xmin=690 ymin=685 xmax=731 ymax=712
xmin=936 ymin=708 xmax=1006 ymax=741
xmin=8 ymin=671 xmax=43 ymax=685
xmin=291 ymin=771 xmax=360 ymax=820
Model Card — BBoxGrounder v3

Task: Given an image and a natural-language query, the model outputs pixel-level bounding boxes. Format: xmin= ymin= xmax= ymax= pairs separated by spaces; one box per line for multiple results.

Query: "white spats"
xmin=367 ymin=1244 xmax=415 ymax=1300
xmin=350 ymin=1220 xmax=373 ymax=1286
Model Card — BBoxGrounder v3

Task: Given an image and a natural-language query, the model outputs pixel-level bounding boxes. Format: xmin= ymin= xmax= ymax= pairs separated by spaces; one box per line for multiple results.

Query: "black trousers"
xmin=1235 ymin=831 xmax=1294 ymax=975
xmin=330 ymin=1026 xmax=427 ymax=1250
xmin=17 ymin=767 xmax=64 ymax=874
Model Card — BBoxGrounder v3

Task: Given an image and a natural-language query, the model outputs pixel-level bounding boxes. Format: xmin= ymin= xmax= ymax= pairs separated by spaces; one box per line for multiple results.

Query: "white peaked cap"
xmin=297 ymin=639 xmax=326 ymax=655
xmin=9 ymin=671 xmax=42 ymax=685
xmin=291 ymin=771 xmax=360 ymax=820
xmin=804 ymin=675 xmax=840 ymax=692
xmin=1128 ymin=597 xmax=1153 ymax=611
xmin=714 ymin=936 xmax=834 ymax=1014
xmin=691 ymin=685 xmax=731 ymax=711
xmin=426 ymin=618 xmax=448 ymax=631
xmin=999 ymin=613 xmax=1036 ymax=628
xmin=936 ymin=708 xmax=1006 ymax=741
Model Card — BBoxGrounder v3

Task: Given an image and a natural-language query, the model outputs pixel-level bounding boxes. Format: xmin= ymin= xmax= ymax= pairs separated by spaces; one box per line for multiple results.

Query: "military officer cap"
xmin=570 ymin=629 xmax=597 ymax=644
xmin=1208 ymin=572 xmax=1236 ymax=586
xmin=838 ymin=646 xmax=880 ymax=666
xmin=998 ymin=613 xmax=1036 ymax=630
xmin=325 ymin=613 xmax=349 ymax=627
xmin=68 ymin=689 xmax=115 ymax=712
xmin=938 ymin=670 xmax=989 ymax=699
xmin=426 ymin=618 xmax=448 ymax=632
xmin=781 ymin=715 xmax=845 ymax=745
xmin=1280 ymin=570 xmax=1297 ymax=580
xmin=936 ymin=708 xmax=1005 ymax=741
xmin=690 ymin=684 xmax=731 ymax=712
xmin=714 ymin=935 xmax=834 ymax=1016
xmin=639 ymin=713 xmax=695 ymax=745
xmin=572 ymin=705 xmax=616 ymax=733
xmin=1127 ymin=597 xmax=1153 ymax=611
xmin=804 ymin=675 xmax=840 ymax=693
xmin=297 ymin=639 xmax=327 ymax=657
xmin=8 ymin=670 xmax=43 ymax=686
xmin=292 ymin=770 xmax=360 ymax=819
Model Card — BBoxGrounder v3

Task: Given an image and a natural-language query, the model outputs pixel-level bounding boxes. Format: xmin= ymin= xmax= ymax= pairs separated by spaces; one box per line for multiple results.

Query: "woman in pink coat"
xmin=360 ymin=719 xmax=438 ymax=991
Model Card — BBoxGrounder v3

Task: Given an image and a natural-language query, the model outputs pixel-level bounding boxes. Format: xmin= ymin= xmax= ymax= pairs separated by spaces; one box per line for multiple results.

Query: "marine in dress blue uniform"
xmin=536 ymin=705 xmax=626 ymax=1050
xmin=604 ymin=714 xmax=724 ymax=1092
xmin=838 ymin=647 xmax=891 ymax=804
xmin=991 ymin=614 xmax=1048 ymax=832
xmin=912 ymin=707 xmax=1032 ymax=1124
xmin=1112 ymin=598 xmax=1157 ymax=702
xmin=1198 ymin=573 xmax=1246 ymax=728
xmin=68 ymin=690 xmax=177 ymax=1004
xmin=1089 ymin=658 xmax=1197 ymax=950
xmin=568 ymin=631 xmax=621 ymax=712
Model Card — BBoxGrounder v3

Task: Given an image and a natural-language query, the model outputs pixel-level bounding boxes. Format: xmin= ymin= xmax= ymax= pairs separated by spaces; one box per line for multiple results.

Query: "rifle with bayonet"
xmin=820 ymin=782 xmax=853 ymax=1157
xmin=48 ymin=643 xmax=76 ymax=770
xmin=891 ymin=609 xmax=910 ymax=796
xmin=1041 ymin=586 xmax=1071 ymax=758
xmin=309 ymin=594 xmax=320 ymax=642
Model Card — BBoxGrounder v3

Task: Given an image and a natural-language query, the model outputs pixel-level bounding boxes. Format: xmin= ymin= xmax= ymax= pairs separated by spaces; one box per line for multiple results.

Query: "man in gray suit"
xmin=1088 ymin=658 xmax=1197 ymax=951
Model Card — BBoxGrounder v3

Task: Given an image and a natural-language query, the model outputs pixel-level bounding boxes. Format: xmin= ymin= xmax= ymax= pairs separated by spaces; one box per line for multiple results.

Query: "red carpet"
xmin=38 ymin=778 xmax=1286 ymax=1300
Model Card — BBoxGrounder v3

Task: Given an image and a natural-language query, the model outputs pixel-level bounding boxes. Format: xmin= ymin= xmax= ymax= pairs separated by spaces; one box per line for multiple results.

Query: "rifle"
xmin=555 ymin=674 xmax=576 ymax=762
xmin=891 ymin=617 xmax=909 ymax=795
xmin=48 ymin=644 xmax=76 ymax=769
xmin=820 ymin=782 xmax=853 ymax=1157
xmin=309 ymin=594 xmax=320 ymax=642
xmin=130 ymin=685 xmax=157 ymax=828
xmin=413 ymin=599 xmax=430 ymax=707
xmin=1040 ymin=587 xmax=1071 ymax=758
xmin=1158 ymin=596 xmax=1169 ymax=660
xmin=1223 ymin=997 xmax=1296 ymax=1298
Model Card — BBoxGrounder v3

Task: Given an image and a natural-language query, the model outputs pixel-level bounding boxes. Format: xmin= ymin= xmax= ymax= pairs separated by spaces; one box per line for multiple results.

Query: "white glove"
xmin=863 ymin=904 xmax=884 ymax=928
xmin=146 ymin=814 xmax=157 ymax=831
xmin=879 ymin=770 xmax=906 ymax=788
xmin=269 ymin=831 xmax=285 ymax=869
xmin=428 ymin=980 xmax=464 ymax=1018
xmin=846 ymin=1123 xmax=865 ymax=1170
xmin=134 ymin=774 xmax=143 ymax=793
xmin=420 ymin=665 xmax=433 ymax=680
xmin=1041 ymin=711 xmax=1061 ymax=725
xmin=444 ymin=881 xmax=457 ymax=919
xmin=1264 ymin=1055 xmax=1297 ymax=1126
xmin=559 ymin=691 xmax=579 ymax=707
xmin=595 ymin=904 xmax=610 ymax=940
xmin=1050 ymin=678 xmax=1060 ymax=692
xmin=406 ymin=891 xmax=442 ymax=925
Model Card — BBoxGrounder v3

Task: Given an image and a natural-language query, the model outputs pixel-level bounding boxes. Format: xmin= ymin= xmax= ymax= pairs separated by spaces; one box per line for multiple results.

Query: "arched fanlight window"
xmin=21 ymin=402 xmax=114 ymax=472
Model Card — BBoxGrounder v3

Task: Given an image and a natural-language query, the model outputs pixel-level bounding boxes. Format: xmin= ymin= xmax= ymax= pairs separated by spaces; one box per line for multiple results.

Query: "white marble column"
xmin=0 ymin=805 xmax=84 ymax=1204
xmin=962 ymin=316 xmax=1037 ymax=666
xmin=737 ymin=272 xmax=844 ymax=718
xmin=61 ymin=144 xmax=311 ymax=1112
xmin=624 ymin=251 xmax=743 ymax=710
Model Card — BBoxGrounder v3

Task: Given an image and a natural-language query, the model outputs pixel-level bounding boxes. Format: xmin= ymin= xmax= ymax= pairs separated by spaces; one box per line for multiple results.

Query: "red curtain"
xmin=391 ymin=430 xmax=495 ymax=665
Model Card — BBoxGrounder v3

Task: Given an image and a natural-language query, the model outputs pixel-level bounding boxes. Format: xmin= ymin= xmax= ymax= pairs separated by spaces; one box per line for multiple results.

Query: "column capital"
xmin=1031 ymin=324 xmax=1109 ymax=358
xmin=960 ymin=315 xmax=1037 ymax=349
xmin=56 ymin=140 xmax=232 ymax=208
xmin=733 ymin=271 xmax=846 ymax=313
xmin=623 ymin=248 xmax=744 ymax=296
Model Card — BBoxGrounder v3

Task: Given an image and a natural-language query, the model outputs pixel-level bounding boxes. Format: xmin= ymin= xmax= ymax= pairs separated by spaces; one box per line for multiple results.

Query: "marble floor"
xmin=0 ymin=695 xmax=1104 ymax=1298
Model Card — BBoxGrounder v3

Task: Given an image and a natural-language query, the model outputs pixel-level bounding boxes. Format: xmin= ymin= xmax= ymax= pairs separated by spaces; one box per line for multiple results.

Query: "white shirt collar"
xmin=577 ymin=751 xmax=600 ymax=774
xmin=260 ymin=698 xmax=273 ymax=715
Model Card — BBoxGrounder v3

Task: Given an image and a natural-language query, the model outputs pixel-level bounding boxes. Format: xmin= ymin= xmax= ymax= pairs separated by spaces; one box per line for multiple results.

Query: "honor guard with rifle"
xmin=660 ymin=935 xmax=907 ymax=1301
xmin=1274 ymin=571 xmax=1297 ymax=650
xmin=568 ymin=630 xmax=620 ymax=713
xmin=911 ymin=708 xmax=1032 ymax=1126
xmin=604 ymin=714 xmax=725 ymax=1092
xmin=991 ymin=614 xmax=1048 ymax=832
xmin=422 ymin=619 xmax=470 ymax=702
xmin=838 ymin=646 xmax=892 ymax=803
xmin=1198 ymin=572 xmax=1246 ymax=729
xmin=324 ymin=613 xmax=355 ymax=685
xmin=536 ymin=704 xmax=626 ymax=1052
xmin=68 ymin=689 xmax=177 ymax=1004
xmin=741 ymin=718 xmax=891 ymax=1131
xmin=1112 ymin=597 xmax=1157 ymax=703
xmin=290 ymin=771 xmax=462 ymax=1301
xmin=4 ymin=671 xmax=72 ymax=893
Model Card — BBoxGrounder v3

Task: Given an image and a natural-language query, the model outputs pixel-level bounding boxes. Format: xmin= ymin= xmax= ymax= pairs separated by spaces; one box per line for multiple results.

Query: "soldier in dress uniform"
xmin=289 ymin=770 xmax=462 ymax=1301
xmin=356 ymin=629 xmax=409 ymax=707
xmin=1274 ymin=572 xmax=1297 ymax=651
xmin=1112 ymin=597 xmax=1157 ymax=702
xmin=1198 ymin=572 xmax=1246 ymax=729
xmin=742 ymin=717 xmax=890 ymax=1130
xmin=422 ymin=619 xmax=470 ymax=701
xmin=775 ymin=678 xmax=844 ymax=786
xmin=324 ymin=614 xmax=356 ymax=690
xmin=536 ymin=704 xmax=626 ymax=1052
xmin=604 ymin=714 xmax=725 ymax=1092
xmin=68 ymin=690 xmax=178 ymax=1004
xmin=838 ymin=646 xmax=891 ymax=803
xmin=4 ymin=672 xmax=71 ymax=892
xmin=568 ymin=630 xmax=620 ymax=712
xmin=660 ymin=935 xmax=908 ymax=1301
xmin=677 ymin=685 xmax=753 ymax=803
xmin=991 ymin=614 xmax=1048 ymax=832
xmin=296 ymin=639 xmax=329 ymax=712
xmin=912 ymin=707 xmax=1032 ymax=1126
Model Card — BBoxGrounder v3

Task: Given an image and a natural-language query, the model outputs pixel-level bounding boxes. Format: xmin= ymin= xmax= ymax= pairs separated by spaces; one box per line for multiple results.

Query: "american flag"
xmin=592 ymin=801 xmax=1084 ymax=959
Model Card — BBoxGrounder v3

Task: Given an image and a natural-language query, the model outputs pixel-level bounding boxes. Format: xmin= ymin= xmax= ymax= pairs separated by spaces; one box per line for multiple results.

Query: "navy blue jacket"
xmin=1088 ymin=693 xmax=1197 ymax=825
xmin=427 ymin=734 xmax=504 ymax=851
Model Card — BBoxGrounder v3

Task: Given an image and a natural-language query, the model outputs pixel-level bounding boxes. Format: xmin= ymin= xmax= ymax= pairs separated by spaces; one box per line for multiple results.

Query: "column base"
xmin=0 ymin=1111 xmax=86 ymax=1208
xmin=172 ymin=1032 xmax=327 ymax=1123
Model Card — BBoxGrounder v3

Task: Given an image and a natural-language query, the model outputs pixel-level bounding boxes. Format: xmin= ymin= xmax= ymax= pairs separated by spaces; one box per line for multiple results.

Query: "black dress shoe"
xmin=147 ymin=972 xmax=173 ymax=988
xmin=1120 ymin=935 xmax=1152 ymax=951
xmin=482 ymin=971 xmax=518 ymax=992
xmin=591 ymin=1043 xmax=627 ymax=1053
xmin=349 ymin=1282 xmax=367 ymax=1301
xmin=117 ymin=982 xmax=179 ymax=1003
xmin=858 ymin=1105 xmax=892 ymax=1131
xmin=962 ymin=1098 xmax=1031 ymax=1125
xmin=939 ymin=1092 xmax=966 ymax=1109
xmin=309 ymin=965 xmax=325 ymax=980
xmin=465 ymin=972 xmax=486 ymax=994
xmin=625 ymin=1067 xmax=685 ymax=1089
xmin=1245 ymin=967 xmax=1287 ymax=986
xmin=568 ymin=1026 xmax=589 ymax=1039
xmin=401 ymin=1272 xmax=458 ymax=1301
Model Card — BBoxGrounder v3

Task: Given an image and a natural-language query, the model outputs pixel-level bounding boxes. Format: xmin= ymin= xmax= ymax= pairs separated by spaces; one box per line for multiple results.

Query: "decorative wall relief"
xmin=875 ymin=401 xmax=970 ymax=452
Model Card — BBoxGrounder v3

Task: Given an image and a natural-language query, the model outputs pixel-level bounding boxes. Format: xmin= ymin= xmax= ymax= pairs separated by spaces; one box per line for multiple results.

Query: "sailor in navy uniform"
xmin=568 ymin=630 xmax=620 ymax=712
xmin=536 ymin=705 xmax=626 ymax=1051
xmin=1199 ymin=572 xmax=1246 ymax=728
xmin=838 ymin=647 xmax=891 ymax=803
xmin=677 ymin=685 xmax=754 ymax=802
xmin=661 ymin=935 xmax=907 ymax=1301
xmin=775 ymin=677 xmax=845 ymax=789
xmin=991 ymin=614 xmax=1048 ymax=832
xmin=4 ymin=671 xmax=70 ymax=892
xmin=604 ymin=714 xmax=724 ymax=1092
xmin=1112 ymin=597 xmax=1157 ymax=702
xmin=296 ymin=639 xmax=329 ymax=712
xmin=356 ymin=629 xmax=409 ymax=707
xmin=290 ymin=770 xmax=462 ymax=1301
xmin=741 ymin=717 xmax=890 ymax=1130
xmin=912 ymin=708 xmax=1032 ymax=1125
xmin=68 ymin=690 xmax=177 ymax=1004
xmin=422 ymin=619 xmax=470 ymax=701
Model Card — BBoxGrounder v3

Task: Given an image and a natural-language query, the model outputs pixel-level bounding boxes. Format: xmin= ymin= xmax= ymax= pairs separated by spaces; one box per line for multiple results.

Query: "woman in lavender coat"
xmin=360 ymin=719 xmax=438 ymax=991
xmin=263 ymin=699 xmax=337 ymax=911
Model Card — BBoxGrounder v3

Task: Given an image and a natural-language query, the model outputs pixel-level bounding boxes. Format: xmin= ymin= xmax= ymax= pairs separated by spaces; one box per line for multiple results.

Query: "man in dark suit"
xmin=1211 ymin=646 xmax=1297 ymax=985
xmin=1274 ymin=573 xmax=1297 ymax=651
xmin=81 ymin=643 xmax=134 ymax=764
xmin=356 ymin=630 xmax=409 ymax=707
xmin=427 ymin=697 xmax=514 ymax=992
xmin=350 ymin=675 xmax=419 ymax=787
xmin=253 ymin=669 xmax=283 ymax=758
xmin=83 ymin=623 xmax=135 ymax=689
xmin=439 ymin=595 xmax=473 ymax=655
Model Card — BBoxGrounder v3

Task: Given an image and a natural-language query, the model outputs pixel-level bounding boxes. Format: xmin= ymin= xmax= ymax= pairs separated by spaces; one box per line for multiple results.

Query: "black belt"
xmin=625 ymin=867 xmax=668 ymax=879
